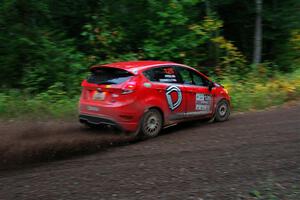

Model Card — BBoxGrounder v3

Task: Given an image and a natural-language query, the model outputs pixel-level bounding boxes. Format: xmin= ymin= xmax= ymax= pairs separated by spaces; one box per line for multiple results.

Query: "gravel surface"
xmin=0 ymin=105 xmax=299 ymax=200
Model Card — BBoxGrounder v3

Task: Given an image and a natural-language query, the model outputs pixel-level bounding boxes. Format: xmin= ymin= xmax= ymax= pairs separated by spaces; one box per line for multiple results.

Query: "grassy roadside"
xmin=248 ymin=176 xmax=300 ymax=200
xmin=0 ymin=69 xmax=299 ymax=120
xmin=222 ymin=68 xmax=300 ymax=111
xmin=0 ymin=92 xmax=79 ymax=120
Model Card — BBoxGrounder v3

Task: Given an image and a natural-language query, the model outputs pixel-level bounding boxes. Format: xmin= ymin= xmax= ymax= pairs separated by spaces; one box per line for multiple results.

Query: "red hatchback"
xmin=79 ymin=61 xmax=230 ymax=138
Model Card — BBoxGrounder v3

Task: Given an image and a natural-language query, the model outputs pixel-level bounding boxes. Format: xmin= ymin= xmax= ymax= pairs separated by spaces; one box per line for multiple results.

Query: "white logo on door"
xmin=166 ymin=85 xmax=182 ymax=111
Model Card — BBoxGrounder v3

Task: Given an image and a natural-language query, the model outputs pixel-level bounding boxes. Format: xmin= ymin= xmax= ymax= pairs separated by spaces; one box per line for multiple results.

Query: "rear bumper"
xmin=79 ymin=114 xmax=139 ymax=132
xmin=79 ymin=114 xmax=121 ymax=127
xmin=79 ymin=100 xmax=143 ymax=132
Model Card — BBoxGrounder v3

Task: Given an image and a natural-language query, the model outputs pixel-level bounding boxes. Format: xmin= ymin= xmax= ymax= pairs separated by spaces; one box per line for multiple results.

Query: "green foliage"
xmin=276 ymin=29 xmax=300 ymax=71
xmin=80 ymin=0 xmax=247 ymax=76
xmin=263 ymin=0 xmax=300 ymax=71
xmin=221 ymin=65 xmax=300 ymax=111
xmin=0 ymin=0 xmax=50 ymax=88
xmin=81 ymin=14 xmax=128 ymax=62
xmin=20 ymin=35 xmax=86 ymax=95
xmin=143 ymin=2 xmax=247 ymax=76
xmin=0 ymin=0 xmax=87 ymax=94
xmin=191 ymin=16 xmax=247 ymax=75
xmin=0 ymin=0 xmax=299 ymax=118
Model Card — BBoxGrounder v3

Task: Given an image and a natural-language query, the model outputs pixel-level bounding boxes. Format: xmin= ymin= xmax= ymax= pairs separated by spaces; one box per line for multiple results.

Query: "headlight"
xmin=224 ymin=88 xmax=229 ymax=94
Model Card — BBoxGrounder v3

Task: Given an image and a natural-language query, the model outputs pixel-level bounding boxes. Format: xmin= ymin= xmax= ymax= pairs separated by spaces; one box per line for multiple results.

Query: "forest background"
xmin=0 ymin=0 xmax=299 ymax=118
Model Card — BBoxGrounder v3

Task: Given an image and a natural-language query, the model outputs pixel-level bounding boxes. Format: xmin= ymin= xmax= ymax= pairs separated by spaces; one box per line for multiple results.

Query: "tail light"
xmin=121 ymin=81 xmax=137 ymax=94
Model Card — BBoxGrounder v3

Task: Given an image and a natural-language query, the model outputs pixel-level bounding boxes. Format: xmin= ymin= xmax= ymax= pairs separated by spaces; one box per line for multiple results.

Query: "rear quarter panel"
xmin=136 ymin=76 xmax=172 ymax=124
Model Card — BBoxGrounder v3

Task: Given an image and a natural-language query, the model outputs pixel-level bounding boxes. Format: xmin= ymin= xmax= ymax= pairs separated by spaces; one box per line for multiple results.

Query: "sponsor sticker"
xmin=195 ymin=93 xmax=211 ymax=113
xmin=164 ymin=68 xmax=175 ymax=74
xmin=159 ymin=78 xmax=177 ymax=82
xmin=165 ymin=85 xmax=182 ymax=111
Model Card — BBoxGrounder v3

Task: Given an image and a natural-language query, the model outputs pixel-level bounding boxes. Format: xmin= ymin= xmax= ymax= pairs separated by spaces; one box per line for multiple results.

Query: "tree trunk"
xmin=253 ymin=0 xmax=263 ymax=65
xmin=205 ymin=0 xmax=211 ymax=16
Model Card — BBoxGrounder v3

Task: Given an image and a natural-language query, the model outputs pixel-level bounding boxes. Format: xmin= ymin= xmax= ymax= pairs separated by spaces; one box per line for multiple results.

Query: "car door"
xmin=175 ymin=66 xmax=214 ymax=117
xmin=143 ymin=66 xmax=186 ymax=121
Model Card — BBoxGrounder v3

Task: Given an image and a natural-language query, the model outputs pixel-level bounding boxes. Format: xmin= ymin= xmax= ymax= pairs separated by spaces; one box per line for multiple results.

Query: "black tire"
xmin=215 ymin=99 xmax=230 ymax=122
xmin=139 ymin=109 xmax=163 ymax=139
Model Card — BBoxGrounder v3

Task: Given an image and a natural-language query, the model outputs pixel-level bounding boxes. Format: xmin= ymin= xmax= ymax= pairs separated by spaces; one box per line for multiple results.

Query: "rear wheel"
xmin=215 ymin=99 xmax=230 ymax=122
xmin=139 ymin=109 xmax=163 ymax=139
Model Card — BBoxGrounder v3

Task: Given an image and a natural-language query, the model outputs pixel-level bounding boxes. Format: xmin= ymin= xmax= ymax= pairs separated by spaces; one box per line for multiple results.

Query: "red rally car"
xmin=79 ymin=61 xmax=231 ymax=138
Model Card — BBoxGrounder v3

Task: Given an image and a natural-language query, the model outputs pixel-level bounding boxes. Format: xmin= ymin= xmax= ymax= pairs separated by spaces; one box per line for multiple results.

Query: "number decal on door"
xmin=166 ymin=85 xmax=182 ymax=111
xmin=195 ymin=93 xmax=211 ymax=112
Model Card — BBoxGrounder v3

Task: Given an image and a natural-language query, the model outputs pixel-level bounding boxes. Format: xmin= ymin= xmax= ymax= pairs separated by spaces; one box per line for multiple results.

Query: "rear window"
xmin=87 ymin=67 xmax=133 ymax=85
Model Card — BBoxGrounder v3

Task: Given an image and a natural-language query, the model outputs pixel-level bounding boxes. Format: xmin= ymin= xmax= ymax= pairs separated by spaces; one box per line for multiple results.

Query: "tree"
xmin=0 ymin=0 xmax=85 ymax=93
xmin=253 ymin=0 xmax=263 ymax=65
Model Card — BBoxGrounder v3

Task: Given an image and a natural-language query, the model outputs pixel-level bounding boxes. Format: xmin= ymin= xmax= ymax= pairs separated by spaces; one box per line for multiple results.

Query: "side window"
xmin=143 ymin=66 xmax=181 ymax=83
xmin=192 ymin=71 xmax=209 ymax=86
xmin=175 ymin=67 xmax=193 ymax=85
xmin=191 ymin=71 xmax=206 ymax=86
xmin=176 ymin=67 xmax=209 ymax=87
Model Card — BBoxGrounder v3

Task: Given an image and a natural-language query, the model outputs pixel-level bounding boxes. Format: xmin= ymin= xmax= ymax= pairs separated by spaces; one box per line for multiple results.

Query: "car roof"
xmin=91 ymin=61 xmax=179 ymax=71
xmin=90 ymin=60 xmax=211 ymax=80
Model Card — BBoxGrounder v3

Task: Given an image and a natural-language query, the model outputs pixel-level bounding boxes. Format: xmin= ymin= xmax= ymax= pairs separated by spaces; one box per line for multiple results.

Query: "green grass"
xmin=249 ymin=176 xmax=300 ymax=200
xmin=0 ymin=91 xmax=78 ymax=119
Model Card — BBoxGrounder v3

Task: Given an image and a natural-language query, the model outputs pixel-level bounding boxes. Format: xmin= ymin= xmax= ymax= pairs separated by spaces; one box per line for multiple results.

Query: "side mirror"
xmin=208 ymin=81 xmax=214 ymax=91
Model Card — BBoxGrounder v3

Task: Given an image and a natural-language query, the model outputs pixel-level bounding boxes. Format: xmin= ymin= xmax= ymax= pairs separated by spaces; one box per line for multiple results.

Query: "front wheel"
xmin=139 ymin=109 xmax=163 ymax=139
xmin=215 ymin=99 xmax=230 ymax=122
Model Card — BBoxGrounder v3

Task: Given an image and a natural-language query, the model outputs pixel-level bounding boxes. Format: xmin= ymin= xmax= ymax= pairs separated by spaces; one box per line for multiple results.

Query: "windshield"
xmin=87 ymin=67 xmax=133 ymax=85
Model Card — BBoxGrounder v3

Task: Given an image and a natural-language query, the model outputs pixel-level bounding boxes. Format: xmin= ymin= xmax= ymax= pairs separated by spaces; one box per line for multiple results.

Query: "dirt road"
xmin=0 ymin=105 xmax=300 ymax=199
